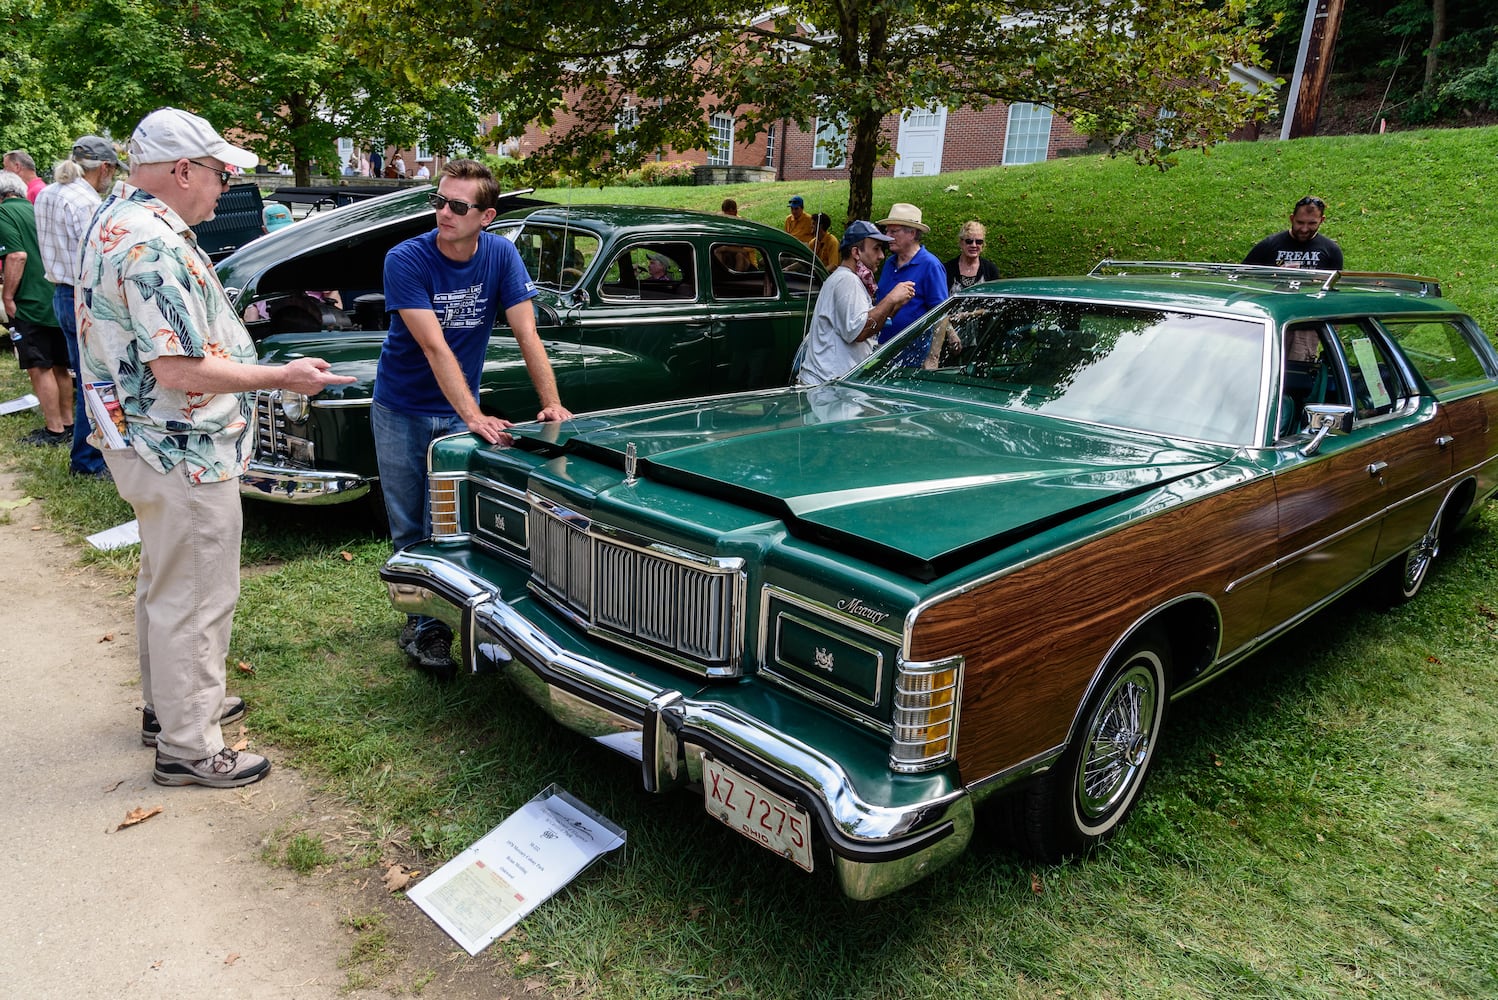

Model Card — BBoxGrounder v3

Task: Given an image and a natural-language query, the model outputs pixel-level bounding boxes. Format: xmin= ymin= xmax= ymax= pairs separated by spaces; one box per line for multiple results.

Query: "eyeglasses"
xmin=428 ymin=192 xmax=481 ymax=216
xmin=1295 ymin=196 xmax=1326 ymax=211
xmin=962 ymin=238 xmax=985 ymax=245
xmin=185 ymin=159 xmax=231 ymax=187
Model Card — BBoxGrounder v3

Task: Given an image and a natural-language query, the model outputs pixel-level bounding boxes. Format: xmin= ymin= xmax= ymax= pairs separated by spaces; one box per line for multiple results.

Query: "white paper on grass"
xmin=87 ymin=520 xmax=140 ymax=551
xmin=407 ymin=785 xmax=625 ymax=955
xmin=0 ymin=393 xmax=40 ymax=415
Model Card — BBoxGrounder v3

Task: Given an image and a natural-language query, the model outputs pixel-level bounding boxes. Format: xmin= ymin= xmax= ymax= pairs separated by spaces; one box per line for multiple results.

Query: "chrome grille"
xmin=253 ymin=391 xmax=288 ymax=459
xmin=529 ymin=496 xmax=742 ymax=673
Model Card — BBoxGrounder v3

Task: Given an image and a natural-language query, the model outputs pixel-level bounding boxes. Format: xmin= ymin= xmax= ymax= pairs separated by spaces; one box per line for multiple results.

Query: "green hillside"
xmin=545 ymin=126 xmax=1498 ymax=330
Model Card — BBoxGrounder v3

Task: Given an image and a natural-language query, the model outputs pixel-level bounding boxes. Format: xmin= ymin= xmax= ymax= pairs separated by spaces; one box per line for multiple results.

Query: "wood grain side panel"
xmin=909 ymin=479 xmax=1279 ymax=784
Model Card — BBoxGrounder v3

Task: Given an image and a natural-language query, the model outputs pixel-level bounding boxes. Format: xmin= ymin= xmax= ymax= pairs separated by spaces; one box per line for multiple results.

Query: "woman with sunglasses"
xmin=943 ymin=220 xmax=1000 ymax=295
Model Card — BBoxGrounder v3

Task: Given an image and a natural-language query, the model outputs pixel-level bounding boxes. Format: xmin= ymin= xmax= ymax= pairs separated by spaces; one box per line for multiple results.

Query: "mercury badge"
xmin=624 ymin=442 xmax=638 ymax=487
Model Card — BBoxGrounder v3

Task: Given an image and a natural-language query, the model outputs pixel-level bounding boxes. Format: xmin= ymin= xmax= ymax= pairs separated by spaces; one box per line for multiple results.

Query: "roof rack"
xmin=1089 ymin=260 xmax=1442 ymax=298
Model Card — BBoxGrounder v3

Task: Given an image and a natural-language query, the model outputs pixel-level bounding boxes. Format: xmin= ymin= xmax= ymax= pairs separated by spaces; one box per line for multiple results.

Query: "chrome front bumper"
xmin=381 ymin=547 xmax=974 ymax=900
xmin=240 ymin=460 xmax=371 ymax=504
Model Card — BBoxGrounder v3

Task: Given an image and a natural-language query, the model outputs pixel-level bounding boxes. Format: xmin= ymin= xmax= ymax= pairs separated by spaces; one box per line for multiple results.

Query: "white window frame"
xmin=764 ymin=124 xmax=776 ymax=168
xmin=1002 ymin=103 xmax=1053 ymax=166
xmin=708 ymin=113 xmax=734 ymax=166
xmin=812 ymin=116 xmax=847 ymax=170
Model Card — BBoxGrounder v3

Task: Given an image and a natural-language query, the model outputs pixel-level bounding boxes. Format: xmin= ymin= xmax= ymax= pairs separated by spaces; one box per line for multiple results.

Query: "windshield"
xmin=493 ymin=222 xmax=601 ymax=291
xmin=855 ymin=296 xmax=1267 ymax=445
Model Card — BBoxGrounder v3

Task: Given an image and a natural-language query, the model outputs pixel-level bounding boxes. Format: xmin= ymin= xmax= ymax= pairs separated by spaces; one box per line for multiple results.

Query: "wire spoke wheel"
xmin=1077 ymin=662 xmax=1161 ymax=821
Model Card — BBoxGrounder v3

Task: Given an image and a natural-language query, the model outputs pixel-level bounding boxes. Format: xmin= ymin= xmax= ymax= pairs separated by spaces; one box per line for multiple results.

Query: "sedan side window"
xmin=710 ymin=244 xmax=772 ymax=299
xmin=1331 ymin=321 xmax=1413 ymax=421
xmin=1379 ymin=318 xmax=1496 ymax=397
xmin=600 ymin=242 xmax=697 ymax=301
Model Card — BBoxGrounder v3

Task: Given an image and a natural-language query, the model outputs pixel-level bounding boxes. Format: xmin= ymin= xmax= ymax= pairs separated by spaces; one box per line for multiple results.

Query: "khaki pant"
xmin=104 ymin=450 xmax=241 ymax=760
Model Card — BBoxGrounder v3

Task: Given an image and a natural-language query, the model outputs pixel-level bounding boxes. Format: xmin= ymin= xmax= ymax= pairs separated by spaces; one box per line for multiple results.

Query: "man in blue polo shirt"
xmin=873 ymin=202 xmax=947 ymax=345
xmin=373 ymin=158 xmax=572 ymax=677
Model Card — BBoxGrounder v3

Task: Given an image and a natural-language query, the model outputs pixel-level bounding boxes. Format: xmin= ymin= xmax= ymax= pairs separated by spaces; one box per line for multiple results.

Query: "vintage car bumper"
xmin=381 ymin=545 xmax=975 ymax=900
xmin=240 ymin=460 xmax=371 ymax=504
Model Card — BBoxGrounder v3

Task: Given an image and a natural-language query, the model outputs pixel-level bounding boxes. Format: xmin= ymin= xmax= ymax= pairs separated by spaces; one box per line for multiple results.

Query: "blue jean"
xmin=371 ymin=400 xmax=466 ymax=640
xmin=53 ymin=284 xmax=106 ymax=475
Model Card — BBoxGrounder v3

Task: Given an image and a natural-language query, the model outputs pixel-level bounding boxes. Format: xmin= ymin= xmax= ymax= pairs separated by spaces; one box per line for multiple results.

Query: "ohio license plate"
xmin=703 ymin=757 xmax=814 ymax=872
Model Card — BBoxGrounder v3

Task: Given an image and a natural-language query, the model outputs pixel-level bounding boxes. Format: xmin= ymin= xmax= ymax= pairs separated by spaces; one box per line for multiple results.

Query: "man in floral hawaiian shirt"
xmin=77 ymin=107 xmax=355 ymax=789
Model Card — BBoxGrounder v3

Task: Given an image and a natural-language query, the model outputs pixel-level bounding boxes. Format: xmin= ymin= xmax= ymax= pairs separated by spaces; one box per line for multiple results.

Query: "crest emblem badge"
xmin=813 ymin=647 xmax=835 ymax=672
xmin=624 ymin=442 xmax=638 ymax=486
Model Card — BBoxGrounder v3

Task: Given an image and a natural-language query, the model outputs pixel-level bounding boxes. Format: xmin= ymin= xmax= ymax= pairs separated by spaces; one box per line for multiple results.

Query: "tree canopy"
xmin=14 ymin=0 xmax=484 ymax=184
xmin=347 ymin=0 xmax=1279 ymax=221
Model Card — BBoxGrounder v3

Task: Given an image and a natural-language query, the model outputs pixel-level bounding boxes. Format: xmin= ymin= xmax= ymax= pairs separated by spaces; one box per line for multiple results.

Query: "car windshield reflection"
xmin=857 ymin=297 xmax=1265 ymax=445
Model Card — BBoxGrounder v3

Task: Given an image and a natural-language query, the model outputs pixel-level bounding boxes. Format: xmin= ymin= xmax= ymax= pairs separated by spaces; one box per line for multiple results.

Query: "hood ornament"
xmin=624 ymin=442 xmax=638 ymax=486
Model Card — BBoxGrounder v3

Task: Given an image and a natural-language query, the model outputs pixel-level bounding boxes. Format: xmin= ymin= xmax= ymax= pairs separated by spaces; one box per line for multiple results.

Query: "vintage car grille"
xmin=253 ymin=390 xmax=289 ymax=459
xmin=528 ymin=496 xmax=743 ymax=675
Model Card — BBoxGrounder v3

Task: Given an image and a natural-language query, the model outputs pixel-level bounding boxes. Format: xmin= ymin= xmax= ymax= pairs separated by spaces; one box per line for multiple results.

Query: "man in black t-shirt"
xmin=1243 ymin=196 xmax=1343 ymax=270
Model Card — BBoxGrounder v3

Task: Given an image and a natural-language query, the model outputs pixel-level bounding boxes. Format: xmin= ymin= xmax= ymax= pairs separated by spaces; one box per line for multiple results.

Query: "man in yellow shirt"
xmin=784 ymin=195 xmax=814 ymax=248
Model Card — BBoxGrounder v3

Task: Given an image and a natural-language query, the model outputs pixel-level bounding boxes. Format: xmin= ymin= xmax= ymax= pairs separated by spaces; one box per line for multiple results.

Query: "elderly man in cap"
xmin=873 ymin=202 xmax=947 ymax=344
xmin=784 ymin=194 xmax=814 ymax=249
xmin=77 ymin=108 xmax=355 ymax=788
xmin=34 ymin=136 xmax=122 ymax=477
xmin=795 ymin=220 xmax=914 ymax=386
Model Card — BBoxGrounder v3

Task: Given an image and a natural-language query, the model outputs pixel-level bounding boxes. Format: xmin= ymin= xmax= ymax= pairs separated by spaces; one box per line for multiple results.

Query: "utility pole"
xmin=1280 ymin=0 xmax=1347 ymax=140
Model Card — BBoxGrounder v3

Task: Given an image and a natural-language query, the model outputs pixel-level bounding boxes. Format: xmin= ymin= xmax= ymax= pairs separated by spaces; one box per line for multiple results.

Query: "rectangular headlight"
xmin=889 ymin=655 xmax=962 ymax=772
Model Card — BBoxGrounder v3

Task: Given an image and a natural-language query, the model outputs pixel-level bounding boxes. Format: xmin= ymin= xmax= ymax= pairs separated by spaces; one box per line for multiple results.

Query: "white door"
xmin=894 ymin=105 xmax=947 ymax=177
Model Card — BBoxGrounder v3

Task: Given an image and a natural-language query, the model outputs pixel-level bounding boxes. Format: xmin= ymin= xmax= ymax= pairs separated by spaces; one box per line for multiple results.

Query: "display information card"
xmin=407 ymin=785 xmax=625 ymax=955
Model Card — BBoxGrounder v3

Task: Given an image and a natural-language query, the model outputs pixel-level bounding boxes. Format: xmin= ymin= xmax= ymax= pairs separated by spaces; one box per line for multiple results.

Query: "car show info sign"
xmin=407 ymin=785 xmax=626 ymax=955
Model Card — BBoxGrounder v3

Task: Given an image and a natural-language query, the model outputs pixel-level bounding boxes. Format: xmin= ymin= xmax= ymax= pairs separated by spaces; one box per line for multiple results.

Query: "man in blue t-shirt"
xmin=373 ymin=158 xmax=572 ymax=676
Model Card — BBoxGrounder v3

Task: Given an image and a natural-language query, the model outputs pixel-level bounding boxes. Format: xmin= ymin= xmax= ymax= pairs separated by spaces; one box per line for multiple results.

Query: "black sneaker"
xmin=397 ymin=617 xmax=419 ymax=652
xmin=141 ymin=697 xmax=247 ymax=748
xmin=153 ymin=747 xmax=271 ymax=788
xmin=404 ymin=628 xmax=458 ymax=681
xmin=22 ymin=427 xmax=69 ymax=447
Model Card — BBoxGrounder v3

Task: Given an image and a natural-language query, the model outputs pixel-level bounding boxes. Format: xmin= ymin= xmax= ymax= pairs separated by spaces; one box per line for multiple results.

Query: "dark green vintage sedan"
xmin=215 ymin=188 xmax=820 ymax=506
xmin=381 ymin=262 xmax=1498 ymax=899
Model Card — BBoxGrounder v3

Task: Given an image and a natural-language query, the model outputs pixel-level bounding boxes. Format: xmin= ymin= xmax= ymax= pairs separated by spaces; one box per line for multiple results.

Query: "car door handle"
xmin=1436 ymin=435 xmax=1455 ymax=448
xmin=1367 ymin=461 xmax=1389 ymax=479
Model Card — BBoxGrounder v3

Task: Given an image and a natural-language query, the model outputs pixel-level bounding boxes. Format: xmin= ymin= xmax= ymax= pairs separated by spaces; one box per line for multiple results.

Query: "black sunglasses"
xmin=1295 ymin=196 xmax=1326 ymax=211
xmin=428 ymin=192 xmax=482 ymax=216
xmin=962 ymin=237 xmax=985 ymax=245
xmin=185 ymin=159 xmax=231 ymax=187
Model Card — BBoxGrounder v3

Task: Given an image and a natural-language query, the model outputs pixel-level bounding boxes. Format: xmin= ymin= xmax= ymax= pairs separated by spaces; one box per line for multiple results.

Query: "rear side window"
xmin=1380 ymin=318 xmax=1495 ymax=397
xmin=1330 ymin=321 xmax=1413 ymax=421
xmin=710 ymin=244 xmax=772 ymax=299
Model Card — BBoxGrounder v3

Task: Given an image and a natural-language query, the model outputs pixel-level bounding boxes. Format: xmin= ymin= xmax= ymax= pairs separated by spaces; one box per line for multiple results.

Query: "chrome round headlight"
xmin=278 ymin=390 xmax=310 ymax=423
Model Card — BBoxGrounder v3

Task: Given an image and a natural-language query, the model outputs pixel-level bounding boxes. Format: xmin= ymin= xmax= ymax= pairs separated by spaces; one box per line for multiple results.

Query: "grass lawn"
xmin=4 ymin=126 xmax=1497 ymax=999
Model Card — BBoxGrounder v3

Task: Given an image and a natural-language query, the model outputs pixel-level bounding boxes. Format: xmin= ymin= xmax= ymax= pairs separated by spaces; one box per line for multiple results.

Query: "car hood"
xmin=512 ymin=384 xmax=1237 ymax=579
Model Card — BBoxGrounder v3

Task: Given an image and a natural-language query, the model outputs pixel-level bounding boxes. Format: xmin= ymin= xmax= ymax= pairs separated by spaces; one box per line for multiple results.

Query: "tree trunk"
xmin=1424 ymin=0 xmax=1448 ymax=92
xmin=845 ymin=110 xmax=883 ymax=225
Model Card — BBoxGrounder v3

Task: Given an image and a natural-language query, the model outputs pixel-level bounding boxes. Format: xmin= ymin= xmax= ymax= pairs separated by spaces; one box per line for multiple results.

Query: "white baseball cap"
xmin=127 ymin=107 xmax=258 ymax=170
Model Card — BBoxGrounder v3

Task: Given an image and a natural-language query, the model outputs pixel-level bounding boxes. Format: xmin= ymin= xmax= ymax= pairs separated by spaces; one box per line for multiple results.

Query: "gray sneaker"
xmin=141 ymin=697 xmax=247 ymax=747
xmin=153 ymin=747 xmax=271 ymax=788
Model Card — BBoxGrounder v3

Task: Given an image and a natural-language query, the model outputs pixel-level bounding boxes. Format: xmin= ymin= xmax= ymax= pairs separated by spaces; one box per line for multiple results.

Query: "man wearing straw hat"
xmin=873 ymin=202 xmax=948 ymax=344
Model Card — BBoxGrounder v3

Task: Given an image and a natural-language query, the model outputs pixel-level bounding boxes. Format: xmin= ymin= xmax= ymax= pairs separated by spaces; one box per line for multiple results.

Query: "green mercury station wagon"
xmin=381 ymin=262 xmax=1498 ymax=899
xmin=215 ymin=188 xmax=821 ymax=507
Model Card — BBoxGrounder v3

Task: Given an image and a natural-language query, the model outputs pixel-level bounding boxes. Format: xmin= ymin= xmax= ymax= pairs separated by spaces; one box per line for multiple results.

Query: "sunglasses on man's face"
xmin=428 ymin=192 xmax=480 ymax=216
xmin=962 ymin=238 xmax=985 ymax=245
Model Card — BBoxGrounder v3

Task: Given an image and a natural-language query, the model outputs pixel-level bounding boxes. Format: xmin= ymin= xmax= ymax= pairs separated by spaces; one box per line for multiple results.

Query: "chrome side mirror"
xmin=1300 ymin=404 xmax=1353 ymax=456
